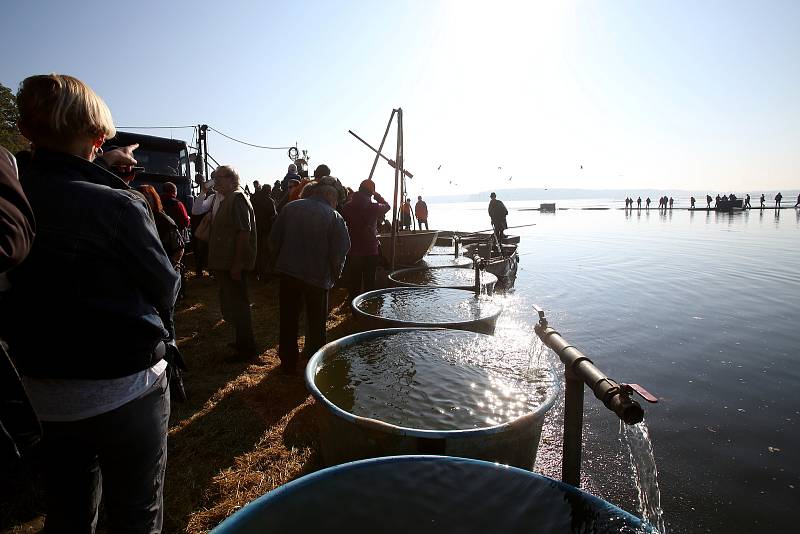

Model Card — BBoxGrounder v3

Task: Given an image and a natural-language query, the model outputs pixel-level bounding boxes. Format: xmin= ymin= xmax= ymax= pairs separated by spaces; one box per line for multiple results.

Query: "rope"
xmin=207 ymin=127 xmax=293 ymax=150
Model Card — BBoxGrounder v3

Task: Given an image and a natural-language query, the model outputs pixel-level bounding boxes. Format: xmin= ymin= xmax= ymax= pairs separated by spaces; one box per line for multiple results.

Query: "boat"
xmin=716 ymin=199 xmax=744 ymax=211
xmin=462 ymin=240 xmax=519 ymax=280
xmin=378 ymin=230 xmax=439 ymax=266
xmin=436 ymin=231 xmax=520 ymax=247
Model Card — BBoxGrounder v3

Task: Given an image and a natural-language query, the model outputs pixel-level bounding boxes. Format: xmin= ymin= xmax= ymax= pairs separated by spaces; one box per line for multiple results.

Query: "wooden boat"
xmin=378 ymin=230 xmax=439 ymax=266
xmin=716 ymin=199 xmax=744 ymax=211
xmin=462 ymin=241 xmax=519 ymax=280
xmin=436 ymin=232 xmax=520 ymax=247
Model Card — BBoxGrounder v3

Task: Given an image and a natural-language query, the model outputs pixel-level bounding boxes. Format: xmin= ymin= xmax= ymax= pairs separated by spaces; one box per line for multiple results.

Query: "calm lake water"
xmin=426 ymin=200 xmax=800 ymax=533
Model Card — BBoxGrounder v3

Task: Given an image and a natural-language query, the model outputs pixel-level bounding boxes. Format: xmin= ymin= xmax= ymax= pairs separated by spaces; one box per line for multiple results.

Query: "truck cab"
xmin=103 ymin=131 xmax=195 ymax=211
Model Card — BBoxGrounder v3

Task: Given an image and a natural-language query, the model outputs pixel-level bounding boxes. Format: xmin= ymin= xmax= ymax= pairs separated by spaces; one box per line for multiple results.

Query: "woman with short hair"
xmin=7 ymin=74 xmax=179 ymax=533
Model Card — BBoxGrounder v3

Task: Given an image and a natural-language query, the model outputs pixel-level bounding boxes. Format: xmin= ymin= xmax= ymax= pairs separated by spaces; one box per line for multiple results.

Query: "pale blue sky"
xmin=2 ymin=0 xmax=798 ymax=196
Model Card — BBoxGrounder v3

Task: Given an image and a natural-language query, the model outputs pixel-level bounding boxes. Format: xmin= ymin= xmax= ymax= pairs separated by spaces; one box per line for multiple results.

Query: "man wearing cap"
xmin=488 ymin=192 xmax=508 ymax=241
xmin=342 ymin=179 xmax=391 ymax=305
xmin=281 ymin=163 xmax=301 ymax=191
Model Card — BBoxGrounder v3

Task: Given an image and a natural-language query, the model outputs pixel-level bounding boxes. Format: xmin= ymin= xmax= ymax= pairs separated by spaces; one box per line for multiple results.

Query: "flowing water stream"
xmin=621 ymin=420 xmax=666 ymax=533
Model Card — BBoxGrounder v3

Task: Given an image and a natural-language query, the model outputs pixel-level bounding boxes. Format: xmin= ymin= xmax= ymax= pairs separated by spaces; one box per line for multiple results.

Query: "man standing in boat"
xmin=488 ymin=192 xmax=508 ymax=241
xmin=415 ymin=195 xmax=429 ymax=230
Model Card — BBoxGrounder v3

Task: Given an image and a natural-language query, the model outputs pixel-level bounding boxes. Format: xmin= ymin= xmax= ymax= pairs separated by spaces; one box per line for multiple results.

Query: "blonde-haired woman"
xmin=7 ymin=74 xmax=179 ymax=533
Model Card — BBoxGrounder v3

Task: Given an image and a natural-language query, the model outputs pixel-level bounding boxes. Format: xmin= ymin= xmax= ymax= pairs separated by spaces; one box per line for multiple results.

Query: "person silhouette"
xmin=690 ymin=196 xmax=696 ymax=209
xmin=744 ymin=194 xmax=751 ymax=209
xmin=706 ymin=194 xmax=712 ymax=208
xmin=795 ymin=193 xmax=800 ymax=208
xmin=760 ymin=194 xmax=765 ymax=208
xmin=775 ymin=192 xmax=782 ymax=208
xmin=637 ymin=197 xmax=642 ymax=209
xmin=645 ymin=197 xmax=651 ymax=210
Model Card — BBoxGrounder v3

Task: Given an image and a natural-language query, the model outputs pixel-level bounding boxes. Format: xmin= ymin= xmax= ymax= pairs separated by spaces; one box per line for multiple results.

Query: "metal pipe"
xmin=531 ymin=305 xmax=652 ymax=487
xmin=473 ymin=257 xmax=481 ymax=295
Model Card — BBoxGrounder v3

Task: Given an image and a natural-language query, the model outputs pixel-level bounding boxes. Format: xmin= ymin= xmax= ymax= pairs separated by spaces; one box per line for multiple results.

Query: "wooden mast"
xmin=390 ymin=108 xmax=403 ymax=271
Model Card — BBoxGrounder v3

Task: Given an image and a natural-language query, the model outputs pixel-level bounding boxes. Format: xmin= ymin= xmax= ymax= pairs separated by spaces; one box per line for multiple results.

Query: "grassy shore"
xmin=2 ymin=272 xmax=355 ymax=533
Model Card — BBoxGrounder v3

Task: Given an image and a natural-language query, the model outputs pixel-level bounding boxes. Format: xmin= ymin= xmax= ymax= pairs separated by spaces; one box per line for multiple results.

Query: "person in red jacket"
xmin=415 ymin=195 xmax=429 ymax=230
xmin=341 ymin=179 xmax=390 ymax=305
xmin=160 ymin=181 xmax=190 ymax=231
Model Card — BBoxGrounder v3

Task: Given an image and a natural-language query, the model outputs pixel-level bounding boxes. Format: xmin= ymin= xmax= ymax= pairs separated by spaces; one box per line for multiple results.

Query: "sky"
xmin=1 ymin=0 xmax=798 ymax=197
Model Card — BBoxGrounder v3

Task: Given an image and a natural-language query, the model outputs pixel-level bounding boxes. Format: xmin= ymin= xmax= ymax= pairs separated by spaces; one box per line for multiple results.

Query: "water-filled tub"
xmin=213 ymin=456 xmax=655 ymax=534
xmin=419 ymin=254 xmax=472 ymax=268
xmin=389 ymin=265 xmax=498 ymax=294
xmin=352 ymin=287 xmax=502 ymax=334
xmin=305 ymin=328 xmax=558 ymax=469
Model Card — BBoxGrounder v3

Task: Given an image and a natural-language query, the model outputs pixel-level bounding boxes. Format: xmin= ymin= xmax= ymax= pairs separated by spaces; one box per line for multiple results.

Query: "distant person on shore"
xmin=690 ymin=196 xmax=696 ymax=209
xmin=775 ymin=192 xmax=782 ymax=208
xmin=715 ymin=194 xmax=721 ymax=208
xmin=400 ymin=198 xmax=413 ymax=230
xmin=669 ymin=197 xmax=674 ymax=209
xmin=706 ymin=194 xmax=712 ymax=208
xmin=760 ymin=194 xmax=765 ymax=208
xmin=269 ymin=180 xmax=350 ymax=374
xmin=637 ymin=196 xmax=642 ymax=209
xmin=488 ymin=192 xmax=508 ymax=240
xmin=415 ymin=195 xmax=429 ymax=230
xmin=744 ymin=194 xmax=751 ymax=209
xmin=645 ymin=197 xmax=651 ymax=210
xmin=342 ymin=179 xmax=390 ymax=306
xmin=795 ymin=194 xmax=800 ymax=207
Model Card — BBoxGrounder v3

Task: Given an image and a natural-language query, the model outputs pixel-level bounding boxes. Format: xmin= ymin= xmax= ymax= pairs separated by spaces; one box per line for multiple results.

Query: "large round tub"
xmin=213 ymin=456 xmax=655 ymax=533
xmin=352 ymin=287 xmax=502 ymax=334
xmin=389 ymin=265 xmax=498 ymax=294
xmin=305 ymin=328 xmax=558 ymax=470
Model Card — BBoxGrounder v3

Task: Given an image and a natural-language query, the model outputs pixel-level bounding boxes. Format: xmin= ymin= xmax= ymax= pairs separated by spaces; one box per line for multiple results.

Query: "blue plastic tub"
xmin=213 ymin=455 xmax=655 ymax=533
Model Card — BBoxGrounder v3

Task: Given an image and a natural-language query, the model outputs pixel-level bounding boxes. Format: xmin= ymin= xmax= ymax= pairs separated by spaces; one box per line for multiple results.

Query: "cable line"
xmin=208 ymin=126 xmax=293 ymax=150
xmin=117 ymin=125 xmax=196 ymax=129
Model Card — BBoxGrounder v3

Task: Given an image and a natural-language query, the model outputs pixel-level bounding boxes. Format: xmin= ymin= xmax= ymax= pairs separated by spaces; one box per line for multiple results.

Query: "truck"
xmin=102 ymin=130 xmax=195 ymax=211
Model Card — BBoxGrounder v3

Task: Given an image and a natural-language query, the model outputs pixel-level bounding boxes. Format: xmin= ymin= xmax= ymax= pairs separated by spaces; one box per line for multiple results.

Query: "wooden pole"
xmin=365 ymin=110 xmax=397 ymax=182
xmin=390 ymin=108 xmax=403 ymax=271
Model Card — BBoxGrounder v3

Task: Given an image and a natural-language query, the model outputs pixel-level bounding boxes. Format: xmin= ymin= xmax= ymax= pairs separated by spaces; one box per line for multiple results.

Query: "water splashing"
xmin=620 ymin=419 xmax=666 ymax=533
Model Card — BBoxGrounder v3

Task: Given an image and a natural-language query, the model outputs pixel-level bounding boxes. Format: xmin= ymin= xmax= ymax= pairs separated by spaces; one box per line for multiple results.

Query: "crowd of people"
xmin=0 ymin=74 xmax=435 ymax=533
xmin=623 ymin=192 xmax=796 ymax=210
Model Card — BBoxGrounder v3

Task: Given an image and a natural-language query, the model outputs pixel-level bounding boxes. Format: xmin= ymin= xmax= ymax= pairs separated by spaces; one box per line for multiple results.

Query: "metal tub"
xmin=388 ymin=265 xmax=498 ymax=294
xmin=305 ymin=328 xmax=558 ymax=470
xmin=213 ymin=456 xmax=654 ymax=533
xmin=351 ymin=287 xmax=501 ymax=335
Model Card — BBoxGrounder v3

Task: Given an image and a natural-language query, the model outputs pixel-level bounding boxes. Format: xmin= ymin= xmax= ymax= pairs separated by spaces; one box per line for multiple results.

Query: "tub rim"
xmin=388 ymin=265 xmax=498 ymax=291
xmin=212 ymin=455 xmax=651 ymax=534
xmin=351 ymin=287 xmax=502 ymax=330
xmin=305 ymin=327 xmax=559 ymax=439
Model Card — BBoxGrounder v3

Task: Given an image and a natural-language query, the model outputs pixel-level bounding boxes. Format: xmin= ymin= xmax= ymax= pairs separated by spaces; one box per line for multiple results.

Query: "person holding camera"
xmin=5 ymin=74 xmax=179 ymax=533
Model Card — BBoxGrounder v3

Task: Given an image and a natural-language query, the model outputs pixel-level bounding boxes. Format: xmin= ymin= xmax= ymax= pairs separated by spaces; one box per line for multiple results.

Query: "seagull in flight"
xmin=437 ymin=165 xmax=442 ymax=171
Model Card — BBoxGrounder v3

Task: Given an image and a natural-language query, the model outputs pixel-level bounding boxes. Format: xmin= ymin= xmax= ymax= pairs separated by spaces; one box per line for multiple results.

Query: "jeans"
xmin=40 ymin=373 xmax=170 ymax=534
xmin=345 ymin=255 xmax=378 ymax=303
xmin=217 ymin=271 xmax=256 ymax=351
xmin=279 ymin=275 xmax=328 ymax=370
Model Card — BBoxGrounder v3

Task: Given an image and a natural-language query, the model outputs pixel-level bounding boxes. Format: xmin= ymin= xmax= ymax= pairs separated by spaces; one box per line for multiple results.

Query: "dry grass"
xmin=2 ymin=272 xmax=357 ymax=534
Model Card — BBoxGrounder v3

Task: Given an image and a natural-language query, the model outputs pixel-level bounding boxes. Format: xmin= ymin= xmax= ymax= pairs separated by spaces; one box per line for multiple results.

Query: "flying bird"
xmin=437 ymin=165 xmax=442 ymax=170
xmin=580 ymin=165 xmax=583 ymax=170
xmin=508 ymin=176 xmax=513 ymax=181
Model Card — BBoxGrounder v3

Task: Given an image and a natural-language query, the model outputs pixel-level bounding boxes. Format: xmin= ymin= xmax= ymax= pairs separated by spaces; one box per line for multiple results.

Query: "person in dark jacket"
xmin=0 ymin=146 xmax=41 ymax=465
xmin=269 ymin=181 xmax=350 ymax=374
xmin=281 ymin=163 xmax=302 ymax=191
xmin=7 ymin=74 xmax=179 ymax=533
xmin=488 ymin=192 xmax=508 ymax=240
xmin=342 ymin=179 xmax=390 ymax=304
xmin=251 ymin=183 xmax=276 ymax=281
